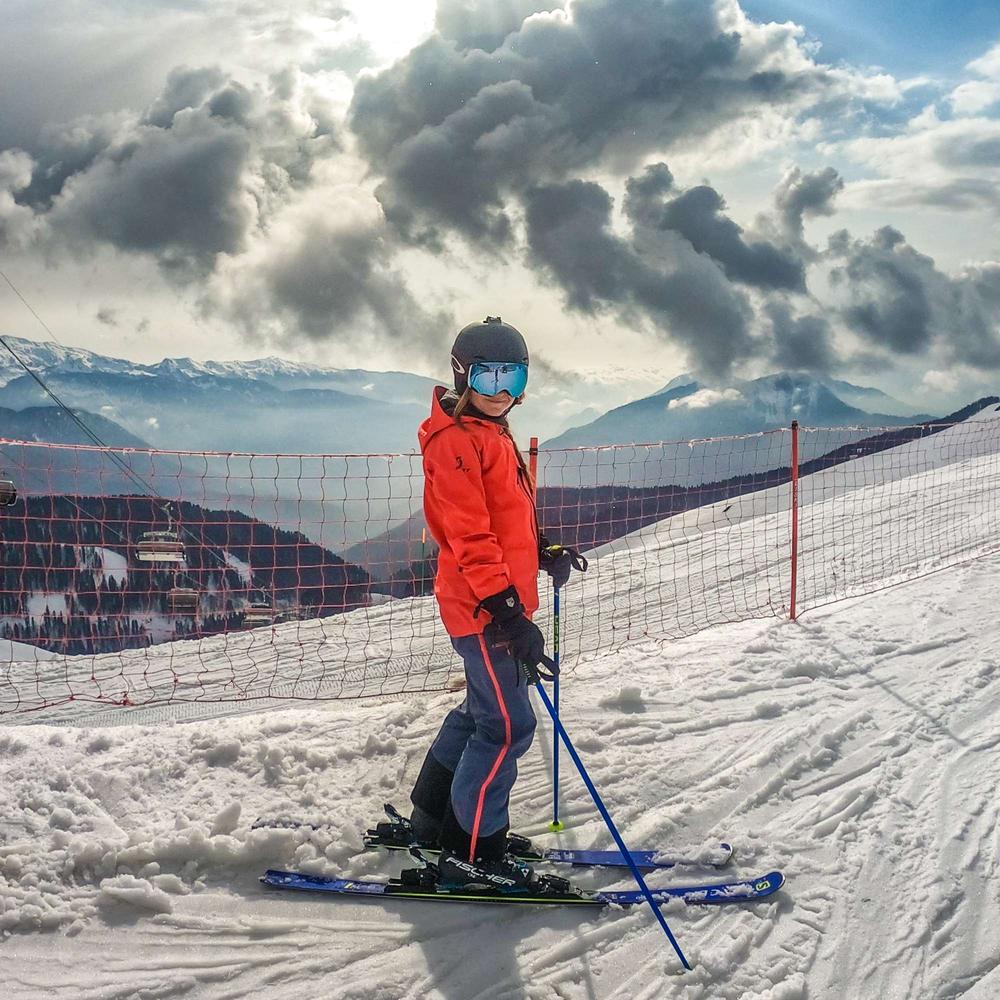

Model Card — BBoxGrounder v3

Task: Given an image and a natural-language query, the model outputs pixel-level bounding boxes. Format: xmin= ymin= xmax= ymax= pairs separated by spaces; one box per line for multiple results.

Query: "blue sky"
xmin=744 ymin=0 xmax=1000 ymax=76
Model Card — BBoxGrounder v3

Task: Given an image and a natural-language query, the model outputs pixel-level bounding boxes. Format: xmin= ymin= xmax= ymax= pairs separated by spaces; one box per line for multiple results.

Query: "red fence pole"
xmin=790 ymin=420 xmax=800 ymax=620
xmin=528 ymin=436 xmax=539 ymax=500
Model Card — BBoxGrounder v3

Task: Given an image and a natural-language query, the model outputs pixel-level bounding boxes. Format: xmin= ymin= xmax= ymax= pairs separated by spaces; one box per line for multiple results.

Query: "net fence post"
xmin=790 ymin=420 xmax=800 ymax=621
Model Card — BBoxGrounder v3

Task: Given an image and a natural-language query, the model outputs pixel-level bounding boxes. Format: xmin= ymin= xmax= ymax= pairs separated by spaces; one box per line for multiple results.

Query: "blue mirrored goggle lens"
xmin=468 ymin=362 xmax=528 ymax=397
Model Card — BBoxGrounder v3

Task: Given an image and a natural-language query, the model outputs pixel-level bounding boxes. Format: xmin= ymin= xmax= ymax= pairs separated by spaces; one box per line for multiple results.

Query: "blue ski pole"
xmin=533 ymin=680 xmax=692 ymax=972
xmin=549 ymin=584 xmax=563 ymax=832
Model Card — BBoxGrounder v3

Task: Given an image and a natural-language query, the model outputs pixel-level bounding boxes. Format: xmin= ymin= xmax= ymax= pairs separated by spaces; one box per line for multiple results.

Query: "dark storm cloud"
xmin=225 ymin=219 xmax=451 ymax=354
xmin=370 ymin=79 xmax=546 ymax=246
xmin=765 ymin=301 xmax=837 ymax=371
xmin=773 ymin=166 xmax=844 ymax=240
xmin=16 ymin=117 xmax=124 ymax=210
xmin=828 ymin=226 xmax=935 ymax=355
xmin=58 ymin=116 xmax=255 ymax=271
xmin=827 ymin=227 xmax=1000 ymax=369
xmin=350 ymin=0 xmax=836 ymax=247
xmin=144 ymin=67 xmax=228 ymax=129
xmin=524 ymin=179 xmax=758 ymax=378
xmin=14 ymin=67 xmax=340 ymax=276
xmin=436 ymin=0 xmax=560 ymax=52
xmin=947 ymin=263 xmax=1000 ymax=369
xmin=626 ymin=173 xmax=805 ymax=291
xmin=872 ymin=177 xmax=1000 ymax=214
xmin=522 ymin=164 xmax=852 ymax=378
xmin=0 ymin=149 xmax=37 ymax=246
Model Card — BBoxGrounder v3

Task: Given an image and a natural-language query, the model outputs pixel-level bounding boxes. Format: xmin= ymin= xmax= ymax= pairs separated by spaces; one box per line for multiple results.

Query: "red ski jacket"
xmin=419 ymin=387 xmax=539 ymax=637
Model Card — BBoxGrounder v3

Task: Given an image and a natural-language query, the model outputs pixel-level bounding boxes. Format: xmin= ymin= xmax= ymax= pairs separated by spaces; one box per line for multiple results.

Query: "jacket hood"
xmin=418 ymin=386 xmax=502 ymax=452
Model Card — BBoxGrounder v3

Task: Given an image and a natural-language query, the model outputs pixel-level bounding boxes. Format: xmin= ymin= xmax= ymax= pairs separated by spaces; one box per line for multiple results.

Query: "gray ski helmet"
xmin=450 ymin=316 xmax=529 ymax=394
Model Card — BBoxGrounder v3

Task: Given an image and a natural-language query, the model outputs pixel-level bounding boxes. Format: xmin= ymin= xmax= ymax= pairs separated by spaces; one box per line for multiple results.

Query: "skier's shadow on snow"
xmin=410 ymin=904 xmax=526 ymax=998
xmin=410 ymin=903 xmax=602 ymax=1000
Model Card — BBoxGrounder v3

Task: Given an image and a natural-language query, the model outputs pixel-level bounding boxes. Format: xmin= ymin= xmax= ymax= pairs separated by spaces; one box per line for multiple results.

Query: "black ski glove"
xmin=476 ymin=585 xmax=557 ymax=684
xmin=539 ymin=536 xmax=589 ymax=589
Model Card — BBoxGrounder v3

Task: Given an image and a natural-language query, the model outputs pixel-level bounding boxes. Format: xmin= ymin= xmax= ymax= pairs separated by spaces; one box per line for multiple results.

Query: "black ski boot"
xmin=436 ymin=850 xmax=538 ymax=892
xmin=400 ymin=847 xmax=574 ymax=898
xmin=365 ymin=803 xmax=540 ymax=859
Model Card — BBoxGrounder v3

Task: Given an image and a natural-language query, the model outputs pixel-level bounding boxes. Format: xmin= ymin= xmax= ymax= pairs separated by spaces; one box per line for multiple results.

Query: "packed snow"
xmin=2 ymin=554 xmax=999 ymax=998
xmin=91 ymin=548 xmax=128 ymax=586
xmin=222 ymin=551 xmax=253 ymax=586
xmin=2 ymin=414 xmax=1000 ymax=997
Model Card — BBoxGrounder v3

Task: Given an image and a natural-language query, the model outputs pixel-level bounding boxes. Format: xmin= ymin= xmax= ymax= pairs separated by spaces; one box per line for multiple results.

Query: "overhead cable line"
xmin=0 ymin=266 xmax=257 ymax=594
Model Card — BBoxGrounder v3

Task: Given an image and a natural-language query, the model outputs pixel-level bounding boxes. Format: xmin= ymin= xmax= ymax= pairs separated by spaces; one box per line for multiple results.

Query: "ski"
xmin=252 ymin=808 xmax=734 ymax=872
xmin=260 ymin=867 xmax=784 ymax=907
xmin=364 ymin=835 xmax=735 ymax=871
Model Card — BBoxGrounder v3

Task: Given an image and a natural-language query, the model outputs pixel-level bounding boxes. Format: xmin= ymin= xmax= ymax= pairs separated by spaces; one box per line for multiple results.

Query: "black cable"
xmin=0 ymin=267 xmax=253 ymax=597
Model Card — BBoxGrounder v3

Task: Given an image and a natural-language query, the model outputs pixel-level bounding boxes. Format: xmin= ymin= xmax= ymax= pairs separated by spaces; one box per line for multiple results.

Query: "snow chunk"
xmin=211 ymin=802 xmax=242 ymax=837
xmin=151 ymin=873 xmax=190 ymax=895
xmin=98 ymin=875 xmax=173 ymax=914
xmin=198 ymin=739 xmax=242 ymax=766
xmin=754 ymin=701 xmax=783 ymax=719
xmin=598 ymin=686 xmax=646 ymax=713
xmin=48 ymin=808 xmax=75 ymax=830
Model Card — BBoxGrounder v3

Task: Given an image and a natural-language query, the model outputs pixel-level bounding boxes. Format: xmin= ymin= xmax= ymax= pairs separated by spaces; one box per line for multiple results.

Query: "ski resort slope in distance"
xmin=3 ymin=435 xmax=1000 ymax=997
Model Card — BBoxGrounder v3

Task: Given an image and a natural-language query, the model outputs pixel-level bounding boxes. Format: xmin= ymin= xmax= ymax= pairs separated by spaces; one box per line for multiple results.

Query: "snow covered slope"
xmin=2 ymin=410 xmax=1000 ymax=997
xmin=3 ymin=548 xmax=1000 ymax=998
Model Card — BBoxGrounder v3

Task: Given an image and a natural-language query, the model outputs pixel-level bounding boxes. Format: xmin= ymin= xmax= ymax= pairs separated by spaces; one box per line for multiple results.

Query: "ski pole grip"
xmin=520 ymin=654 xmax=558 ymax=684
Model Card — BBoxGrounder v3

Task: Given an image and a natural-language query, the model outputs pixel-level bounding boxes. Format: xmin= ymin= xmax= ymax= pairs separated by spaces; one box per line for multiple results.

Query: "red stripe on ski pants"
xmin=469 ymin=634 xmax=512 ymax=861
xmin=425 ymin=634 xmax=537 ymax=860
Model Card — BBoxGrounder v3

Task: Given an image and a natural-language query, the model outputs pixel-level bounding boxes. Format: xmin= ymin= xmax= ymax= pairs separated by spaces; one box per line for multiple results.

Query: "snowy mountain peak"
xmin=655 ymin=373 xmax=700 ymax=396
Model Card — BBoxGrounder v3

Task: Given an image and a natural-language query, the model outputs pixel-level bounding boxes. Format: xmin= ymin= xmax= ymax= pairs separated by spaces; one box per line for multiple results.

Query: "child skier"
xmin=407 ymin=316 xmax=586 ymax=890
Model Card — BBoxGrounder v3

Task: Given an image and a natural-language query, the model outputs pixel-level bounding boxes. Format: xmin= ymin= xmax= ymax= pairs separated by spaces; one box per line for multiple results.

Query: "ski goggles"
xmin=468 ymin=361 xmax=529 ymax=398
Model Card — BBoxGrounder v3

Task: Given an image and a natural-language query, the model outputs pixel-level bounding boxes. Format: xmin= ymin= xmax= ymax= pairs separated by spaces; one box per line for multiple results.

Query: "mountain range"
xmin=0 ymin=341 xmax=435 ymax=454
xmin=0 ymin=334 xmax=970 ymax=565
xmin=0 ymin=336 xmax=938 ymax=459
xmin=546 ymin=372 xmax=932 ymax=449
xmin=0 ymin=336 xmax=605 ymax=451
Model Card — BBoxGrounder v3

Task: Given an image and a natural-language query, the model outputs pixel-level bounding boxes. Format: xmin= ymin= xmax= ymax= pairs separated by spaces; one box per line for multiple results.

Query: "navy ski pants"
xmin=429 ymin=633 xmax=537 ymax=850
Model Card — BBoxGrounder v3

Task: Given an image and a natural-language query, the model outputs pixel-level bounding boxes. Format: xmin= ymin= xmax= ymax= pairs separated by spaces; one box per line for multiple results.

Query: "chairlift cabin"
xmin=0 ymin=477 xmax=17 ymax=506
xmin=244 ymin=602 xmax=273 ymax=626
xmin=167 ymin=587 xmax=199 ymax=616
xmin=137 ymin=530 xmax=185 ymax=563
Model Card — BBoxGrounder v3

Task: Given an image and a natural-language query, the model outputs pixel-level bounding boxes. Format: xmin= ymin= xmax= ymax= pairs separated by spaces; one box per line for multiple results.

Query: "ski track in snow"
xmin=2 ymin=548 xmax=1000 ymax=998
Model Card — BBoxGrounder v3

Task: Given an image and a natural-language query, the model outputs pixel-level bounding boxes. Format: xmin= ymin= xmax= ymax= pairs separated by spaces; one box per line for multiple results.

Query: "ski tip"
xmin=750 ymin=870 xmax=784 ymax=897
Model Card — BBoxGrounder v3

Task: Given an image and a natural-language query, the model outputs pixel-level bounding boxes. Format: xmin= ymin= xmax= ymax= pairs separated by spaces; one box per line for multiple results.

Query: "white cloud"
xmin=949 ymin=41 xmax=1000 ymax=115
xmin=950 ymin=80 xmax=1000 ymax=116
xmin=0 ymin=149 xmax=44 ymax=248
xmin=822 ymin=38 xmax=1000 ymax=218
xmin=668 ymin=387 xmax=743 ymax=410
xmin=922 ymin=369 xmax=959 ymax=393
xmin=831 ymin=109 xmax=1000 ymax=216
xmin=968 ymin=41 xmax=1000 ymax=80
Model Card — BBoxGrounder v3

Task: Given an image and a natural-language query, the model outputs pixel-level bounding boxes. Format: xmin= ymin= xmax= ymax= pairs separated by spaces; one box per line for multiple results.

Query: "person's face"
xmin=469 ymin=387 xmax=517 ymax=417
